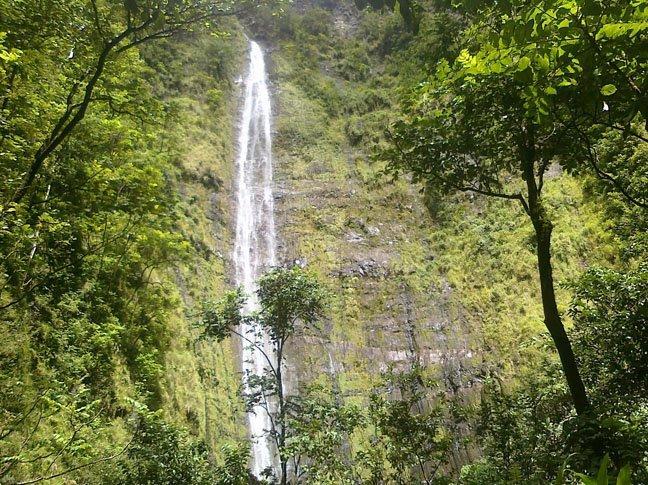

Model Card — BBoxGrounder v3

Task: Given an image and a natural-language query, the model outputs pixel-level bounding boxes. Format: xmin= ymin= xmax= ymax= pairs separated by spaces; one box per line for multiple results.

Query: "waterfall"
xmin=233 ymin=41 xmax=277 ymax=477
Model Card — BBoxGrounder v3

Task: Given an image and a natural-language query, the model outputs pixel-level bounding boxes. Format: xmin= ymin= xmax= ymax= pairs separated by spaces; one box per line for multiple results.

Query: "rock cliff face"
xmin=168 ymin=0 xmax=609 ymax=469
xmin=261 ymin=7 xmax=485 ymax=468
xmin=273 ymin=148 xmax=477 ymax=390
xmin=261 ymin=1 xmax=609 ymax=458
xmin=268 ymin=3 xmax=480 ymax=404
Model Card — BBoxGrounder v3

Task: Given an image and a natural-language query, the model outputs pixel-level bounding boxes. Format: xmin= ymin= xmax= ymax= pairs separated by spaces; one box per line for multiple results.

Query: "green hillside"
xmin=0 ymin=0 xmax=646 ymax=483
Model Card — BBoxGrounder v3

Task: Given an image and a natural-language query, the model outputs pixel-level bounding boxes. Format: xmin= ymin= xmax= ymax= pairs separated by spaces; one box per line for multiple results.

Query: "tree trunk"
xmin=521 ymin=123 xmax=589 ymax=415
xmin=276 ymin=342 xmax=288 ymax=485
xmin=533 ymin=216 xmax=589 ymax=415
xmin=11 ymin=23 xmax=142 ymax=204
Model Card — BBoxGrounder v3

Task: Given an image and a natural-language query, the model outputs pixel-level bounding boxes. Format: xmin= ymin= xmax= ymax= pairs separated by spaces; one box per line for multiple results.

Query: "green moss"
xmin=270 ymin=6 xmax=616 ymax=426
xmin=156 ymin=30 xmax=248 ymax=454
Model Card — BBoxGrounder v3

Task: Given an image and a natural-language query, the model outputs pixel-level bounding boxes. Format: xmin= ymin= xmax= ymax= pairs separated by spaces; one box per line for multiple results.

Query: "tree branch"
xmin=587 ymin=149 xmax=647 ymax=209
xmin=455 ymin=184 xmax=531 ymax=215
xmin=230 ymin=327 xmax=278 ymax=378
xmin=15 ymin=432 xmax=136 ymax=484
xmin=572 ymin=121 xmax=648 ymax=209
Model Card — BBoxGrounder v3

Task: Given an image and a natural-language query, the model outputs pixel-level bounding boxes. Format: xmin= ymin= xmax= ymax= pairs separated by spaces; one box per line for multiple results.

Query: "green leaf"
xmin=518 ymin=56 xmax=531 ymax=70
xmin=597 ymin=22 xmax=648 ymax=40
xmin=575 ymin=474 xmax=599 ymax=485
xmin=537 ymin=55 xmax=550 ymax=70
xmin=0 ymin=49 xmax=20 ymax=63
xmin=601 ymin=84 xmax=617 ymax=96
xmin=617 ymin=465 xmax=631 ymax=485
xmin=597 ymin=455 xmax=611 ymax=484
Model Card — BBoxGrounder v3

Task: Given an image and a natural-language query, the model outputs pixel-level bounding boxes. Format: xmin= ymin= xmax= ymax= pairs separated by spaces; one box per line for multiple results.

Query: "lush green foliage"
xmin=379 ymin=0 xmax=647 ymax=481
xmin=571 ymin=265 xmax=648 ymax=403
xmin=108 ymin=408 xmax=217 ymax=485
xmin=286 ymin=368 xmax=451 ymax=484
xmin=0 ymin=0 xmax=257 ymax=481
xmin=202 ymin=266 xmax=327 ymax=484
xmin=265 ymin=0 xmax=647 ymax=482
xmin=2 ymin=0 xmax=647 ymax=483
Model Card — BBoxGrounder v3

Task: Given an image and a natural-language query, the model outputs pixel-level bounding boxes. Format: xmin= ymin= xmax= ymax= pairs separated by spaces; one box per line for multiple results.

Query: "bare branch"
xmin=587 ymin=149 xmax=647 ymax=209
xmin=455 ymin=184 xmax=531 ymax=215
xmin=571 ymin=121 xmax=648 ymax=209
xmin=229 ymin=327 xmax=278 ymax=378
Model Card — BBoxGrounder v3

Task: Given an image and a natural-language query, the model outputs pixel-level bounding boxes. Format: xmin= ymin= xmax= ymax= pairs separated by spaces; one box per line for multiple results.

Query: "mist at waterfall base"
xmin=233 ymin=41 xmax=278 ymax=478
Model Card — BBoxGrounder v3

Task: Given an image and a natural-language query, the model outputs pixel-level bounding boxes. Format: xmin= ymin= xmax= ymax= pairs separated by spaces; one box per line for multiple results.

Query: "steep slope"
xmin=263 ymin=2 xmax=615 ymax=470
xmin=0 ymin=22 xmax=248 ymax=482
xmin=146 ymin=31 xmax=248 ymax=452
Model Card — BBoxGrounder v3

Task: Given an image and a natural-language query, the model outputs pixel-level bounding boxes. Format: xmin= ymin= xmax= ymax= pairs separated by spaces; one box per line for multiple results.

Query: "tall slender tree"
xmin=201 ymin=266 xmax=326 ymax=484
xmin=384 ymin=0 xmax=647 ymax=416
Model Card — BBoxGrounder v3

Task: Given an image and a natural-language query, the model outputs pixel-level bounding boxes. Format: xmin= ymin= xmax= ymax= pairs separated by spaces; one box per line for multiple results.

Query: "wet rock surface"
xmin=268 ymin=8 xmax=484 ymax=474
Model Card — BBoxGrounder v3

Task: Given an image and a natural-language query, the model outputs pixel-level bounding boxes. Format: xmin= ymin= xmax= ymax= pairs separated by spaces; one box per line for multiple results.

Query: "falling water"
xmin=233 ymin=41 xmax=277 ymax=477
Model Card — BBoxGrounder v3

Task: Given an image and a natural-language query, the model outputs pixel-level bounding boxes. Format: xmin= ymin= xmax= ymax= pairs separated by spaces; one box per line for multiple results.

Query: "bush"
xmin=109 ymin=410 xmax=217 ymax=485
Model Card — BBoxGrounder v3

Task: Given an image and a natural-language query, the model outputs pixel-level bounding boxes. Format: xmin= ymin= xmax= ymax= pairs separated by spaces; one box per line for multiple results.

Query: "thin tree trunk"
xmin=533 ymin=217 xmax=589 ymax=415
xmin=11 ymin=38 xmax=116 ymax=204
xmin=521 ymin=123 xmax=589 ymax=415
xmin=276 ymin=342 xmax=288 ymax=485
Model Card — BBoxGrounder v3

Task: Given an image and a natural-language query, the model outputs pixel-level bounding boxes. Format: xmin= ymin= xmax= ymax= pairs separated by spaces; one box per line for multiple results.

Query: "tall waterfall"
xmin=233 ymin=41 xmax=277 ymax=477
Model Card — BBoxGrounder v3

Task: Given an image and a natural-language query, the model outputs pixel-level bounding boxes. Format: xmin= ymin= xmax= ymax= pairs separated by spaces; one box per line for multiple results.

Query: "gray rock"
xmin=345 ymin=231 xmax=364 ymax=243
xmin=332 ymin=258 xmax=388 ymax=278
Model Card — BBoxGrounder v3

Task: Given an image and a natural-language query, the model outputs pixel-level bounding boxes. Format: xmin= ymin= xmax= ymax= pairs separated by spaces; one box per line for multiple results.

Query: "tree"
xmin=384 ymin=67 xmax=591 ymax=415
xmin=213 ymin=443 xmax=253 ymax=485
xmin=282 ymin=365 xmax=451 ymax=484
xmin=107 ymin=406 xmax=219 ymax=485
xmin=201 ymin=266 xmax=326 ymax=485
xmin=450 ymin=0 xmax=647 ymax=206
xmin=384 ymin=33 xmax=577 ymax=416
xmin=0 ymin=0 xmax=262 ymax=313
xmin=364 ymin=366 xmax=450 ymax=484
xmin=383 ymin=0 xmax=648 ymax=417
xmin=284 ymin=383 xmax=364 ymax=483
xmin=0 ymin=0 xmax=268 ymax=206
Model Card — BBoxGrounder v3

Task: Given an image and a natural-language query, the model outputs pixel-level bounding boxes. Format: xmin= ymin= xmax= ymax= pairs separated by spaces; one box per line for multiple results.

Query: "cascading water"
xmin=233 ymin=41 xmax=277 ymax=477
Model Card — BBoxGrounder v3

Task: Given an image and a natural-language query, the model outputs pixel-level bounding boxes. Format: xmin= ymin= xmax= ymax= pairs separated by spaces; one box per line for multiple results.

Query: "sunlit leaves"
xmin=448 ymin=0 xmax=648 ymax=126
xmin=257 ymin=266 xmax=327 ymax=343
xmin=596 ymin=22 xmax=648 ymax=40
xmin=387 ymin=0 xmax=647 ymax=207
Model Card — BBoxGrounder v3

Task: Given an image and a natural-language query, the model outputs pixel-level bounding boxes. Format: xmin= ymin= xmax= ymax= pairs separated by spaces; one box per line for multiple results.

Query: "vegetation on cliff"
xmin=1 ymin=0 xmax=646 ymax=483
xmin=251 ymin=1 xmax=647 ymax=482
xmin=0 ymin=0 xmax=255 ymax=482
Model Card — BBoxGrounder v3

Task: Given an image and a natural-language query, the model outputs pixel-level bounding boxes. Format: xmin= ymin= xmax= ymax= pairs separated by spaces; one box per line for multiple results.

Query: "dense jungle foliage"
xmin=0 ymin=0 xmax=258 ymax=482
xmin=1 ymin=0 xmax=646 ymax=483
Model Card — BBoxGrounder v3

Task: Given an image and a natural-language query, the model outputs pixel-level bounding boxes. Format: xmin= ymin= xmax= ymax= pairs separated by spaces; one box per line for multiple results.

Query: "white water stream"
xmin=233 ymin=41 xmax=277 ymax=477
